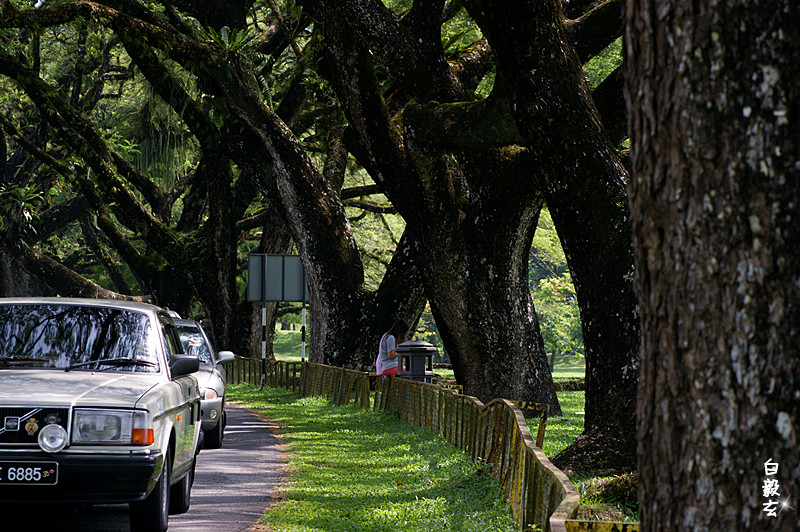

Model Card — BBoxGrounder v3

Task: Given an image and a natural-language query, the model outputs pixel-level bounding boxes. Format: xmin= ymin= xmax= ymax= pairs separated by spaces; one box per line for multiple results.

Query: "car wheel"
xmin=130 ymin=447 xmax=171 ymax=532
xmin=169 ymin=456 xmax=194 ymax=514
xmin=204 ymin=413 xmax=224 ymax=449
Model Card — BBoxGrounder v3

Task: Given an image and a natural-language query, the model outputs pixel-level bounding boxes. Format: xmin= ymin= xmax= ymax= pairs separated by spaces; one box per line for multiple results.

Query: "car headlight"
xmin=72 ymin=409 xmax=154 ymax=445
xmin=201 ymin=387 xmax=218 ymax=400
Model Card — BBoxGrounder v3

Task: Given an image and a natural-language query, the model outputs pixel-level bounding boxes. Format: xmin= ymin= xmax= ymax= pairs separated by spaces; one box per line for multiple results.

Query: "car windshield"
xmin=177 ymin=326 xmax=213 ymax=365
xmin=0 ymin=303 xmax=160 ymax=373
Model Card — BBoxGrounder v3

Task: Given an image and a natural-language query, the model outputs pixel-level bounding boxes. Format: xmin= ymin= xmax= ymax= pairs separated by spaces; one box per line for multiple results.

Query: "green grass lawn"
xmin=535 ymin=390 xmax=584 ymax=459
xmin=268 ymin=332 xmax=635 ymax=523
xmin=551 ymin=364 xmax=585 ymax=381
xmin=273 ymin=329 xmax=305 ymax=362
xmin=228 ymin=384 xmax=519 ymax=532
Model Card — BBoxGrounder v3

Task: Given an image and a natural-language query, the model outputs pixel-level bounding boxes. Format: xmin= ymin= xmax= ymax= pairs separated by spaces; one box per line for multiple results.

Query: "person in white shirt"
xmin=375 ymin=318 xmax=409 ymax=377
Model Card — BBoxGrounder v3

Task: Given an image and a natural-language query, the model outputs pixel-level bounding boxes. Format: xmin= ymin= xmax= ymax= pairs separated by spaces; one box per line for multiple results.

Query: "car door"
xmin=160 ymin=316 xmax=201 ymax=473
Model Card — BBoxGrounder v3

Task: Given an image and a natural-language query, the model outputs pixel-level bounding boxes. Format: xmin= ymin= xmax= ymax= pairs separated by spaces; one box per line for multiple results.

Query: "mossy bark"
xmin=462 ymin=0 xmax=639 ymax=470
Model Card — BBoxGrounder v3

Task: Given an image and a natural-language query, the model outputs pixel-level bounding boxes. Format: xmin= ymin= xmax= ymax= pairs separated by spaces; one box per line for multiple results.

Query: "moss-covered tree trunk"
xmin=304 ymin=0 xmax=561 ymax=410
xmin=463 ymin=0 xmax=638 ymax=470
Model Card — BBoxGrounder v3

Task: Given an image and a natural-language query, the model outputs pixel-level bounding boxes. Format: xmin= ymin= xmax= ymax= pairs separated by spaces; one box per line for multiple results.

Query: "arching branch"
xmin=565 ymin=0 xmax=623 ymax=64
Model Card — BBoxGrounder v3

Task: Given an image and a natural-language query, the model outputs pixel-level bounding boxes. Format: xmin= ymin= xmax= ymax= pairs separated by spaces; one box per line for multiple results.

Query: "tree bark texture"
xmin=626 ymin=1 xmax=800 ymax=529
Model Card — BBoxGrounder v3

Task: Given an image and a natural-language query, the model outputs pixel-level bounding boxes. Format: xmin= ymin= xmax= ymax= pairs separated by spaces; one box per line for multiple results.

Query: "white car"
xmin=0 ymin=298 xmax=202 ymax=532
xmin=174 ymin=319 xmax=235 ymax=449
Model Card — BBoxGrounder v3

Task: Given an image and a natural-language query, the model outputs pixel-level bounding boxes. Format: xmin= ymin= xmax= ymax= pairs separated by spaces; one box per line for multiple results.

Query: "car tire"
xmin=204 ymin=411 xmax=224 ymax=449
xmin=130 ymin=447 xmax=171 ymax=532
xmin=169 ymin=456 xmax=194 ymax=514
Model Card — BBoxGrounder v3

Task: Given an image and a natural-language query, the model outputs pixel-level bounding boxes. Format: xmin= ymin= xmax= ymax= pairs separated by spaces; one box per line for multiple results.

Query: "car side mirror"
xmin=217 ymin=351 xmax=235 ymax=364
xmin=170 ymin=354 xmax=200 ymax=376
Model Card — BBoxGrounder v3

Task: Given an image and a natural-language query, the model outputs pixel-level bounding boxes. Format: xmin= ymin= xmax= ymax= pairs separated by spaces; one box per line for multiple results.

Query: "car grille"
xmin=0 ymin=407 xmax=70 ymax=446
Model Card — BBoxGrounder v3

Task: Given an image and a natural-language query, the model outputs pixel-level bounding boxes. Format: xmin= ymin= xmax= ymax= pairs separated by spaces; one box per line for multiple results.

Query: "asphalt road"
xmin=3 ymin=405 xmax=284 ymax=531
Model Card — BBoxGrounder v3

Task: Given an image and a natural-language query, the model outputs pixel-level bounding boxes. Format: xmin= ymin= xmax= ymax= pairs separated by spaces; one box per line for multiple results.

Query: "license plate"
xmin=0 ymin=461 xmax=58 ymax=485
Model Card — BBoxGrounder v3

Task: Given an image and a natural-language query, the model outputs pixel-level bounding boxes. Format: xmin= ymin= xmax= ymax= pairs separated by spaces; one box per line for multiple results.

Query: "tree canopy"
xmin=0 ymin=0 xmax=635 ymax=471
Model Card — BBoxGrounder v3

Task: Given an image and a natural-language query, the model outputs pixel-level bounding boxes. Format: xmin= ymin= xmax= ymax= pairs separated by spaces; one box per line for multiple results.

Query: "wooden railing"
xmin=228 ymin=357 xmax=580 ymax=532
xmin=228 ymin=355 xmax=260 ymax=386
xmin=302 ymin=362 xmax=371 ymax=409
xmin=228 ymin=356 xmax=304 ymax=393
xmin=374 ymin=375 xmax=579 ymax=532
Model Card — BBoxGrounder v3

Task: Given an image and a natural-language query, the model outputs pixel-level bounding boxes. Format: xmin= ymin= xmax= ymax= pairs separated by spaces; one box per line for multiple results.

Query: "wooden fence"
xmin=374 ymin=375 xmax=579 ymax=532
xmin=229 ymin=357 xmax=580 ymax=532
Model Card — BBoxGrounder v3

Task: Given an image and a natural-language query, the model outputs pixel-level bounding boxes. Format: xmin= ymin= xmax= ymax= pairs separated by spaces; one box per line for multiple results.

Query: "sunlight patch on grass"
xmin=228 ymin=384 xmax=518 ymax=532
xmin=536 ymin=390 xmax=585 ymax=459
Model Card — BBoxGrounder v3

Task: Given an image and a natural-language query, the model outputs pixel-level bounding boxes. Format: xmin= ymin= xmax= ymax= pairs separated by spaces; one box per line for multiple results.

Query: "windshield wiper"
xmin=67 ymin=357 xmax=157 ymax=371
xmin=0 ymin=357 xmax=48 ymax=367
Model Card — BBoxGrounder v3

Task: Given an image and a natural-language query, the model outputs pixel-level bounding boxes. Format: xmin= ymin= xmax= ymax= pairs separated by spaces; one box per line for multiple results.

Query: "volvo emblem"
xmin=4 ymin=417 xmax=20 ymax=431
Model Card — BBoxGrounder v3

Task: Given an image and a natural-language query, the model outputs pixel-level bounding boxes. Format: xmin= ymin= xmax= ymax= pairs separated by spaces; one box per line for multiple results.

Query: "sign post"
xmin=247 ymin=254 xmax=309 ymax=389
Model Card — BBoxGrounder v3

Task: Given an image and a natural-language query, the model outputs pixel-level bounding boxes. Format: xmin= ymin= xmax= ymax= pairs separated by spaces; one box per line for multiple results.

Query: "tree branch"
xmin=27 ymin=196 xmax=91 ymax=245
xmin=159 ymin=0 xmax=254 ymax=30
xmin=566 ymin=0 xmax=623 ymax=64
xmin=322 ymin=126 xmax=347 ymax=192
xmin=235 ymin=208 xmax=272 ymax=234
xmin=403 ymin=96 xmax=521 ymax=150
xmin=6 ymin=243 xmax=150 ymax=301
xmin=341 ymin=184 xmax=382 ymax=200
xmin=303 ymin=0 xmax=462 ymax=102
xmin=449 ymin=38 xmax=492 ymax=92
xmin=405 ymin=0 xmax=446 ymax=47
xmin=591 ymin=65 xmax=626 ymax=145
xmin=0 ymin=54 xmax=185 ymax=266
xmin=344 ymin=199 xmax=396 ymax=213
xmin=79 ymin=214 xmax=132 ymax=294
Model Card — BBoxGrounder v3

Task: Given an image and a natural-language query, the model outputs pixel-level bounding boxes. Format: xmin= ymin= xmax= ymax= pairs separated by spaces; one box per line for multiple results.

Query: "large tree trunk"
xmin=627 ymin=1 xmax=800 ymax=529
xmin=310 ymin=2 xmax=561 ymax=410
xmin=464 ymin=0 xmax=638 ymax=469
xmin=307 ymin=228 xmax=427 ymax=370
xmin=419 ymin=150 xmax=559 ymax=411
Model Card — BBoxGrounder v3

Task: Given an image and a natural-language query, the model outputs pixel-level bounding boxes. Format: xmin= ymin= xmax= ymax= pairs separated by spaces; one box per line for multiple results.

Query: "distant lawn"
xmin=273 ymin=329 xmax=305 ymax=362
xmin=551 ymin=363 xmax=585 ymax=381
xmin=228 ymin=384 xmax=518 ymax=532
xmin=273 ymin=329 xmax=585 ymax=381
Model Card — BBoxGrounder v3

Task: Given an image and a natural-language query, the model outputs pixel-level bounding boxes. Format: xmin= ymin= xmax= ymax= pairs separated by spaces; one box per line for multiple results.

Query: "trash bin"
xmin=396 ymin=340 xmax=436 ymax=383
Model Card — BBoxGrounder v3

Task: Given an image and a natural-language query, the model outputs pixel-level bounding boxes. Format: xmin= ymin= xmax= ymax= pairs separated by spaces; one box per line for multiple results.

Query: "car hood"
xmin=0 ymin=370 xmax=161 ymax=408
xmin=194 ymin=365 xmax=216 ymax=388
